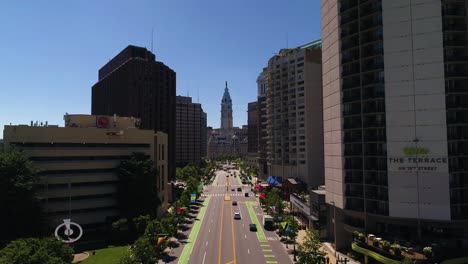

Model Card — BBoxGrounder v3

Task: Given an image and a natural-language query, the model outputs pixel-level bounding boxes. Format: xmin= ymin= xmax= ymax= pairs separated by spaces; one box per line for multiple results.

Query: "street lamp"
xmin=293 ymin=238 xmax=297 ymax=261
xmin=292 ymin=207 xmax=297 ymax=262
xmin=330 ymin=201 xmax=337 ymax=258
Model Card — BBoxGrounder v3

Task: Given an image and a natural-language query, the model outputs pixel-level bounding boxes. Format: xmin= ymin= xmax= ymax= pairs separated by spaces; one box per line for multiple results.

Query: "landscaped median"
xmin=351 ymin=243 xmax=401 ymax=264
xmin=245 ymin=201 xmax=267 ymax=243
xmin=441 ymin=256 xmax=468 ymax=264
xmin=213 ymin=174 xmax=219 ymax=185
xmin=177 ymin=197 xmax=211 ymax=264
xmin=236 ymin=174 xmax=243 ymax=186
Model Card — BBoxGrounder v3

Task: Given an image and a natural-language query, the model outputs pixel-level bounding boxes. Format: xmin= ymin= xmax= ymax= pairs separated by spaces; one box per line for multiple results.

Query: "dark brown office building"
xmin=92 ymin=45 xmax=176 ymax=179
xmin=247 ymin=101 xmax=258 ymax=153
xmin=175 ymin=96 xmax=207 ymax=166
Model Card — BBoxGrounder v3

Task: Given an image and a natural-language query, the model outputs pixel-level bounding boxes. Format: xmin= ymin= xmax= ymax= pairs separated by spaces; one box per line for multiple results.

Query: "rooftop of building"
xmin=64 ymin=114 xmax=141 ymax=129
xmin=278 ymin=39 xmax=322 ymax=56
xmin=95 ymin=45 xmax=175 ymax=84
xmin=4 ymin=114 xmax=142 ymax=130
xmin=299 ymin=39 xmax=322 ymax=50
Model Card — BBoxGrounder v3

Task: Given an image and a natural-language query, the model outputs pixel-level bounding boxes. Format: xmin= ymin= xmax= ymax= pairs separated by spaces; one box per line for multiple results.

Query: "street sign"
xmin=190 ymin=193 xmax=196 ymax=203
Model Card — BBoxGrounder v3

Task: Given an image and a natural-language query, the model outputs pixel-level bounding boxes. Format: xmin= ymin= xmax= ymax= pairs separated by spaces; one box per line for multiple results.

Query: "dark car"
xmin=249 ymin=224 xmax=257 ymax=231
xmin=244 ymin=192 xmax=249 ymax=197
xmin=237 ymin=187 xmax=242 ymax=192
xmin=232 ymin=201 xmax=237 ymax=206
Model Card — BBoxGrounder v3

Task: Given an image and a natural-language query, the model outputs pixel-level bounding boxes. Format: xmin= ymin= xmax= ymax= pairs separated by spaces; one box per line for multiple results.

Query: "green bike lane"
xmin=244 ymin=201 xmax=292 ymax=264
xmin=178 ymin=196 xmax=211 ymax=264
xmin=245 ymin=201 xmax=277 ymax=264
xmin=178 ymin=171 xmax=225 ymax=264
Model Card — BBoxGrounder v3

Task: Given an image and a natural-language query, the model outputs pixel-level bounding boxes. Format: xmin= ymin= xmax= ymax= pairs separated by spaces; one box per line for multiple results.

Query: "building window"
xmin=161 ymin=165 xmax=165 ymax=190
xmin=158 ymin=144 xmax=161 ymax=160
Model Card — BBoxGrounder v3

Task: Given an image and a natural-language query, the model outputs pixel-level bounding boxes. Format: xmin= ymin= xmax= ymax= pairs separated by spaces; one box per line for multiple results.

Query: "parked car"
xmin=232 ymin=201 xmax=237 ymax=206
xmin=244 ymin=192 xmax=249 ymax=197
xmin=231 ymin=188 xmax=235 ymax=191
xmin=234 ymin=212 xmax=241 ymax=220
xmin=237 ymin=187 xmax=242 ymax=192
xmin=249 ymin=224 xmax=257 ymax=231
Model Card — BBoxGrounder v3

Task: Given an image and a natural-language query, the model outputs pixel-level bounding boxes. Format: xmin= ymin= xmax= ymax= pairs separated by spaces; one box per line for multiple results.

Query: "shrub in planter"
xmin=423 ymin=246 xmax=432 ymax=258
xmin=353 ymin=231 xmax=365 ymax=242
xmin=358 ymin=233 xmax=366 ymax=243
xmin=353 ymin=231 xmax=360 ymax=241
xmin=380 ymin=240 xmax=391 ymax=251
xmin=391 ymin=244 xmax=402 ymax=255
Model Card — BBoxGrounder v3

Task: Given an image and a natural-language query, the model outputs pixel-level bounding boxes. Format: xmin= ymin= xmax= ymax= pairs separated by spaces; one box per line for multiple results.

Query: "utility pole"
xmin=331 ymin=201 xmax=337 ymax=258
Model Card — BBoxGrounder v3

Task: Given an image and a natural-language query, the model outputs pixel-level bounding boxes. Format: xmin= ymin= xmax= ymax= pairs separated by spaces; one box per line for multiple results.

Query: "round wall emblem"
xmin=98 ymin=116 xmax=110 ymax=127
xmin=55 ymin=219 xmax=83 ymax=243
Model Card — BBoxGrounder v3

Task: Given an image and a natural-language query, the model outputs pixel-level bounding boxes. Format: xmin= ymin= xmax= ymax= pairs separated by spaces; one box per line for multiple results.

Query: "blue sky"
xmin=0 ymin=0 xmax=320 ymax=133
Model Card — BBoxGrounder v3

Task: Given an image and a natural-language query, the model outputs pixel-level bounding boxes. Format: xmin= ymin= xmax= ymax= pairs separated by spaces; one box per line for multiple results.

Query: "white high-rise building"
xmin=322 ymin=0 xmax=468 ymax=250
xmin=265 ymin=41 xmax=324 ymax=188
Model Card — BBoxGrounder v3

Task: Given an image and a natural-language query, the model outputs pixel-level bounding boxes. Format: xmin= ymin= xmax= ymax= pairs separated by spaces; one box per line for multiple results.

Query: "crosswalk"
xmin=201 ymin=193 xmax=246 ymax=197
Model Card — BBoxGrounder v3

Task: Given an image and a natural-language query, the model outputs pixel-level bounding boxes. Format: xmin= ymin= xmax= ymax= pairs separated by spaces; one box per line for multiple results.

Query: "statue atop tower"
xmin=221 ymin=81 xmax=233 ymax=135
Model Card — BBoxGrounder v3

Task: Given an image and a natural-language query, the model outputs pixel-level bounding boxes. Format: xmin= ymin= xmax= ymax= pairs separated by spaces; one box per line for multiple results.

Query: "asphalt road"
xmin=186 ymin=170 xmax=292 ymax=264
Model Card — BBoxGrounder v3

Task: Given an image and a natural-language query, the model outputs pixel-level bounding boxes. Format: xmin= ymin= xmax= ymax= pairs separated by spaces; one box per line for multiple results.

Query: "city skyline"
xmin=0 ymin=0 xmax=320 ymax=133
xmin=2 ymin=0 xmax=468 ymax=261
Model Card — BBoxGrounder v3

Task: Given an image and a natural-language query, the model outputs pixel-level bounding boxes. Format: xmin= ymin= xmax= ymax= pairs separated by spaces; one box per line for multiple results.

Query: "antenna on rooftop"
xmin=151 ymin=28 xmax=154 ymax=53
xmin=197 ymin=87 xmax=199 ymax=103
xmin=286 ymin=32 xmax=289 ymax=49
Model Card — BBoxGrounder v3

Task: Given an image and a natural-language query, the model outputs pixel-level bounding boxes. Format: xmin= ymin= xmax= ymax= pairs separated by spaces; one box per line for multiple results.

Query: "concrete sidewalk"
xmin=322 ymin=242 xmax=360 ymax=264
xmin=293 ymin=230 xmax=360 ymax=264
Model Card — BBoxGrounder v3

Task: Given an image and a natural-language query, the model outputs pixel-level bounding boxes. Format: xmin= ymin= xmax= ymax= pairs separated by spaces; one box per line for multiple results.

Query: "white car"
xmin=234 ymin=212 xmax=241 ymax=220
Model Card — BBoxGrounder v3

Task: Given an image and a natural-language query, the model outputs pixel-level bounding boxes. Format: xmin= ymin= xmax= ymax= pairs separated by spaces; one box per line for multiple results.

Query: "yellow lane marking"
xmin=262 ymin=249 xmax=273 ymax=252
xmin=218 ymin=200 xmax=225 ymax=264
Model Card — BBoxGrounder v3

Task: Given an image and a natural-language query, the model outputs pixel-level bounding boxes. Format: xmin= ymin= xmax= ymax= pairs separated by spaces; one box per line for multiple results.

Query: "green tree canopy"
xmin=117 ymin=153 xmax=161 ymax=219
xmin=0 ymin=146 xmax=47 ymax=244
xmin=0 ymin=237 xmax=74 ymax=264
xmin=119 ymin=236 xmax=160 ymax=264
xmin=176 ymin=163 xmax=203 ymax=182
xmin=297 ymin=229 xmax=326 ymax=264
xmin=264 ymin=188 xmax=284 ymax=216
xmin=284 ymin=215 xmax=299 ymax=241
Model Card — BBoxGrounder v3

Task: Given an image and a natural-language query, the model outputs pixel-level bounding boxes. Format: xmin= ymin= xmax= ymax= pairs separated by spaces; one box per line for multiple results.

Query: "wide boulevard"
xmin=181 ymin=169 xmax=292 ymax=264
